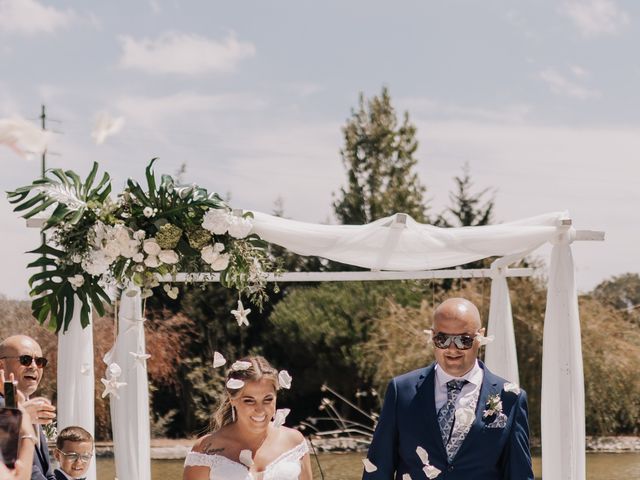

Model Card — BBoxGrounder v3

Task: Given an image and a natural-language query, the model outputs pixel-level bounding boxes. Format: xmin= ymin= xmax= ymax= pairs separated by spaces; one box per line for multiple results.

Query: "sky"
xmin=0 ymin=0 xmax=638 ymax=299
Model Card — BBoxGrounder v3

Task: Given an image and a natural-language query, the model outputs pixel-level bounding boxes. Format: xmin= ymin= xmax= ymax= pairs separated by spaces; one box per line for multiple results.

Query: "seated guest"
xmin=53 ymin=427 xmax=93 ymax=480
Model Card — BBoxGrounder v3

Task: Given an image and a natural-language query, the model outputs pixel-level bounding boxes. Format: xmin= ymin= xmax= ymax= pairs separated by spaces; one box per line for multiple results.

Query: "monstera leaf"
xmin=7 ymin=163 xmax=112 ymax=332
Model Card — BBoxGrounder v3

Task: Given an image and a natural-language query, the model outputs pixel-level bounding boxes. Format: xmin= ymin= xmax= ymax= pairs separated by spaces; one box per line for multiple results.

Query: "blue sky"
xmin=0 ymin=0 xmax=638 ymax=299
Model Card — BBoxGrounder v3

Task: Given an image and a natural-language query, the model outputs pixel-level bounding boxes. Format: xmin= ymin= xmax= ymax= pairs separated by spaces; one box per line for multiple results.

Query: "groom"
xmin=363 ymin=298 xmax=534 ymax=479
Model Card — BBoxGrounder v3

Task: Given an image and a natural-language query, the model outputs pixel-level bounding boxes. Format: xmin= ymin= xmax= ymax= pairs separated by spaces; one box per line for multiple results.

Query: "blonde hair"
xmin=211 ymin=355 xmax=279 ymax=431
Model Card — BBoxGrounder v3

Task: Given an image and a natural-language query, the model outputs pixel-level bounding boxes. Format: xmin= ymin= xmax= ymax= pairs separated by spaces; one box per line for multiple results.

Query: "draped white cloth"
xmin=251 ymin=211 xmax=564 ymax=271
xmin=103 ymin=290 xmax=151 ymax=480
xmin=542 ymin=236 xmax=586 ymax=480
xmin=484 ymin=270 xmax=520 ymax=384
xmin=57 ymin=299 xmax=97 ymax=480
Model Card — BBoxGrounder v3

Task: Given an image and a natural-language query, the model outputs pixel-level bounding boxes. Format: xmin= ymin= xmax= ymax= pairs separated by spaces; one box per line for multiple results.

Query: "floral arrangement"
xmin=7 ymin=159 xmax=276 ymax=332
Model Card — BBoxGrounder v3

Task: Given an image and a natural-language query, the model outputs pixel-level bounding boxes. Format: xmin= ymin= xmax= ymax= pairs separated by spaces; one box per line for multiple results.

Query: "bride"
xmin=183 ymin=356 xmax=313 ymax=480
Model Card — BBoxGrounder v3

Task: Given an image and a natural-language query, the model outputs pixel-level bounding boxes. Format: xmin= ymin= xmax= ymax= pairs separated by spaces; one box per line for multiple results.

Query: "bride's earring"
xmin=231 ymin=405 xmax=236 ymax=422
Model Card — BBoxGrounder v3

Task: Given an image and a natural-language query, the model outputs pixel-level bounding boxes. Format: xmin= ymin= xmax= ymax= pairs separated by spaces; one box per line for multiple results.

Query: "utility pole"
xmin=40 ymin=105 xmax=47 ymax=271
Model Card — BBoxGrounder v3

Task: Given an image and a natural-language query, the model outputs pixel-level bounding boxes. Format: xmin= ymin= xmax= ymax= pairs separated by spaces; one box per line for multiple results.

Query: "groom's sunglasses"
xmin=432 ymin=332 xmax=476 ymax=350
xmin=0 ymin=355 xmax=48 ymax=368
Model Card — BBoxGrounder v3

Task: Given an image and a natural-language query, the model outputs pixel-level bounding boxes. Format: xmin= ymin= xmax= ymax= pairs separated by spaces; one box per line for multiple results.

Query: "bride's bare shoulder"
xmin=191 ymin=430 xmax=232 ymax=455
xmin=278 ymin=427 xmax=306 ymax=449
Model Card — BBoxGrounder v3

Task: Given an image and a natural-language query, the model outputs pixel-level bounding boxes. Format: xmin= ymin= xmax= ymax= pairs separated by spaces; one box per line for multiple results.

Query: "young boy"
xmin=53 ymin=426 xmax=94 ymax=480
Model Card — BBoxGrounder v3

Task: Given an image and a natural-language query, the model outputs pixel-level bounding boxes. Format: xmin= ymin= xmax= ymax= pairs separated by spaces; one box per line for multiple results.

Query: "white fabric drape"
xmin=57 ymin=299 xmax=96 ymax=480
xmin=103 ymin=290 xmax=151 ymax=480
xmin=251 ymin=211 xmax=565 ymax=271
xmin=541 ymin=232 xmax=586 ymax=480
xmin=484 ymin=271 xmax=519 ymax=385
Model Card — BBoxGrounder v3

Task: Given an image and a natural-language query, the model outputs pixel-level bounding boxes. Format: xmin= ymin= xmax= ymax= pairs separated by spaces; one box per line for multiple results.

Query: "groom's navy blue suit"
xmin=364 ymin=361 xmax=534 ymax=480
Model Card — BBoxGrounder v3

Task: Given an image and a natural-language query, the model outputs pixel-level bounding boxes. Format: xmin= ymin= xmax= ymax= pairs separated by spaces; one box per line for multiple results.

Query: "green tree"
xmin=438 ymin=162 xmax=495 ymax=227
xmin=591 ymin=273 xmax=640 ymax=326
xmin=333 ymin=87 xmax=428 ymax=225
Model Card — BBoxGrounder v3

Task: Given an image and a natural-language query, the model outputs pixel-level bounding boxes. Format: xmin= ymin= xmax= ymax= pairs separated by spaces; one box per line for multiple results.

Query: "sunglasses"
xmin=56 ymin=449 xmax=93 ymax=463
xmin=0 ymin=355 xmax=48 ymax=368
xmin=432 ymin=332 xmax=476 ymax=350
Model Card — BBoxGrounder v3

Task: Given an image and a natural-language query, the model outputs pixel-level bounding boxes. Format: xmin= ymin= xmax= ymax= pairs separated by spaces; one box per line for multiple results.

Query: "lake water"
xmin=94 ymin=452 xmax=640 ymax=479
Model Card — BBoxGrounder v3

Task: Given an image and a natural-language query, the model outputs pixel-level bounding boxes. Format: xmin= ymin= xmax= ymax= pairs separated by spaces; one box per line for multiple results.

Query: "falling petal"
xmin=92 ymin=111 xmax=125 ymax=145
xmin=402 ymin=475 xmax=412 ymax=480
xmin=423 ymin=464 xmax=441 ymax=479
xmin=416 ymin=446 xmax=429 ymax=465
xmin=423 ymin=329 xmax=433 ymax=343
xmin=239 ymin=449 xmax=253 ymax=467
xmin=475 ymin=333 xmax=495 ymax=346
xmin=504 ymin=382 xmax=521 ymax=395
xmin=226 ymin=378 xmax=245 ymax=390
xmin=362 ymin=458 xmax=377 ymax=473
xmin=272 ymin=408 xmax=291 ymax=428
xmin=278 ymin=370 xmax=293 ymax=389
xmin=213 ymin=352 xmax=226 ymax=368
xmin=0 ymin=117 xmax=51 ymax=159
xmin=231 ymin=360 xmax=252 ymax=371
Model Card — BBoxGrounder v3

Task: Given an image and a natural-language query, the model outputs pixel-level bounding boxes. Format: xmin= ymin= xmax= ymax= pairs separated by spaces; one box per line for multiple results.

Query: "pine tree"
xmin=438 ymin=162 xmax=495 ymax=227
xmin=333 ymin=87 xmax=428 ymax=224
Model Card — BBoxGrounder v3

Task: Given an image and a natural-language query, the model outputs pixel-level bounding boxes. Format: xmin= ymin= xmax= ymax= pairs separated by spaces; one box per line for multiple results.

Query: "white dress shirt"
xmin=434 ymin=359 xmax=484 ymax=413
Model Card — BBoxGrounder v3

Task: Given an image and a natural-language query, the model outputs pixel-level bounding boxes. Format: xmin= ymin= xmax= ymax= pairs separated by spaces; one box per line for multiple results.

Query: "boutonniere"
xmin=483 ymin=394 xmax=503 ymax=419
xmin=503 ymin=382 xmax=521 ymax=395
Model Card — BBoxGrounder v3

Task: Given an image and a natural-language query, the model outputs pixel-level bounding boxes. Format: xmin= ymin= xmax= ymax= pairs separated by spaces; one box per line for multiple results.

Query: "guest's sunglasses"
xmin=56 ymin=449 xmax=93 ymax=463
xmin=0 ymin=355 xmax=48 ymax=368
xmin=432 ymin=332 xmax=476 ymax=350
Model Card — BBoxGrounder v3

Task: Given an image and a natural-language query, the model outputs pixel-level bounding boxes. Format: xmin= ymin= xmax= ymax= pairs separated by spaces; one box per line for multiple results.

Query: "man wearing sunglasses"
xmin=0 ymin=335 xmax=57 ymax=480
xmin=364 ymin=298 xmax=534 ymax=480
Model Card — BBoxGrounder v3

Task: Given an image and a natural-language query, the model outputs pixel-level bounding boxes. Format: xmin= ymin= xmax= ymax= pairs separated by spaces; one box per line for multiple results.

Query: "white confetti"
xmin=239 ymin=449 xmax=253 ymax=467
xmin=504 ymin=382 xmax=521 ymax=395
xmin=226 ymin=378 xmax=245 ymax=390
xmin=231 ymin=360 xmax=252 ymax=371
xmin=213 ymin=352 xmax=226 ymax=368
xmin=278 ymin=370 xmax=293 ymax=389
xmin=362 ymin=458 xmax=377 ymax=473
xmin=272 ymin=408 xmax=291 ymax=428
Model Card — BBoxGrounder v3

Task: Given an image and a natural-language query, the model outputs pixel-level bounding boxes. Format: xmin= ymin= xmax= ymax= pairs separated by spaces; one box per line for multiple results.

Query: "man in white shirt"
xmin=363 ymin=298 xmax=534 ymax=479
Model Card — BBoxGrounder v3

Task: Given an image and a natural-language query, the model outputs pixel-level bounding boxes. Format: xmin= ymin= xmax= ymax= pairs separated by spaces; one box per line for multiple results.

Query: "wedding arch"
xmin=10 ymin=161 xmax=603 ymax=480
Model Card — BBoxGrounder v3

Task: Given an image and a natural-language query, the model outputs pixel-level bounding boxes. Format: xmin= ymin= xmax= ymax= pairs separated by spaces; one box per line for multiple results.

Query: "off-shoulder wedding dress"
xmin=184 ymin=440 xmax=308 ymax=480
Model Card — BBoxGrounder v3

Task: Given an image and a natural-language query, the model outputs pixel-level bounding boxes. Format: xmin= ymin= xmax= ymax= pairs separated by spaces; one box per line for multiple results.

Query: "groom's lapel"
xmin=453 ymin=363 xmax=501 ymax=459
xmin=413 ymin=365 xmax=447 ymax=459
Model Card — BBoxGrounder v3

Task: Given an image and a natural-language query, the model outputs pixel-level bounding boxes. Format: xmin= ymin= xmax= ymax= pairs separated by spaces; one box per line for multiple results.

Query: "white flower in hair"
xmin=213 ymin=352 xmax=226 ymax=368
xmin=475 ymin=333 xmax=495 ymax=346
xmin=231 ymin=360 xmax=252 ymax=371
xmin=278 ymin=370 xmax=293 ymax=389
xmin=503 ymin=382 xmax=521 ymax=395
xmin=226 ymin=378 xmax=245 ymax=389
xmin=272 ymin=408 xmax=290 ymax=428
xmin=239 ymin=449 xmax=254 ymax=467
xmin=362 ymin=458 xmax=377 ymax=473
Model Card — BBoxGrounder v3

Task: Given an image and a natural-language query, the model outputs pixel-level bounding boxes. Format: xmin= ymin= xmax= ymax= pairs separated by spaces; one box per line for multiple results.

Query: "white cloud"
xmin=118 ymin=32 xmax=256 ymax=75
xmin=115 ymin=91 xmax=267 ymax=126
xmin=561 ymin=0 xmax=630 ymax=37
xmin=0 ymin=0 xmax=75 ymax=35
xmin=538 ymin=68 xmax=600 ymax=99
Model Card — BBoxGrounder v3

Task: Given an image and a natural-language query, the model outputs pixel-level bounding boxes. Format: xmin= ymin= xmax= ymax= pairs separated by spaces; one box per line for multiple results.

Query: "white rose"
xmin=211 ymin=253 xmax=230 ymax=271
xmin=133 ymin=230 xmax=146 ymax=241
xmin=133 ymin=253 xmax=144 ymax=263
xmin=103 ymin=241 xmax=120 ymax=260
xmin=227 ymin=216 xmax=253 ymax=239
xmin=201 ymin=245 xmax=216 ymax=265
xmin=202 ymin=209 xmax=230 ymax=235
xmin=158 ymin=250 xmax=179 ymax=265
xmin=144 ymin=255 xmax=160 ymax=268
xmin=143 ymin=207 xmax=154 ymax=218
xmin=143 ymin=239 xmax=161 ymax=256
xmin=213 ymin=242 xmax=225 ymax=253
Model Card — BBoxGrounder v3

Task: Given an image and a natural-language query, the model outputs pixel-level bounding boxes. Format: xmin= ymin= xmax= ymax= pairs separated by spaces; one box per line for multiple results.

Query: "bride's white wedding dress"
xmin=184 ymin=440 xmax=308 ymax=480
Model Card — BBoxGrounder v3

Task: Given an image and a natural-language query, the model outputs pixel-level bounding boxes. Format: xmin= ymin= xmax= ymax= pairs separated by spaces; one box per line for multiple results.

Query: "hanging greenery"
xmin=7 ymin=159 xmax=275 ymax=332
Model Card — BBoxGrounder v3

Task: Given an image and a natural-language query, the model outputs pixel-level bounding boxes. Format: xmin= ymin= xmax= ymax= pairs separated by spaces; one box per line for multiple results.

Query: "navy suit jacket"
xmin=363 ymin=362 xmax=534 ymax=480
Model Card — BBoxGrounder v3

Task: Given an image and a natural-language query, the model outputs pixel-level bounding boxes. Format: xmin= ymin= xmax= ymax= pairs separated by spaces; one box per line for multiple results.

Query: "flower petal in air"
xmin=231 ymin=360 xmax=252 ymax=371
xmin=503 ymin=382 xmax=521 ymax=395
xmin=226 ymin=378 xmax=245 ymax=390
xmin=239 ymin=449 xmax=254 ymax=467
xmin=362 ymin=458 xmax=377 ymax=473
xmin=278 ymin=370 xmax=293 ymax=389
xmin=213 ymin=352 xmax=226 ymax=368
xmin=272 ymin=408 xmax=291 ymax=428
xmin=423 ymin=464 xmax=441 ymax=479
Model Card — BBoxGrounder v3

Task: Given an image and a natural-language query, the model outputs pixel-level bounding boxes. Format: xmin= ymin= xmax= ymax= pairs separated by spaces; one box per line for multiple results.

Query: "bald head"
xmin=433 ymin=298 xmax=481 ymax=331
xmin=0 ymin=335 xmax=44 ymax=397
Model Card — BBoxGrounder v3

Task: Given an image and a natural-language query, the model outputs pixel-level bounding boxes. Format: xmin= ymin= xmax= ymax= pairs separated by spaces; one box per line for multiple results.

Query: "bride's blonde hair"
xmin=211 ymin=355 xmax=280 ymax=431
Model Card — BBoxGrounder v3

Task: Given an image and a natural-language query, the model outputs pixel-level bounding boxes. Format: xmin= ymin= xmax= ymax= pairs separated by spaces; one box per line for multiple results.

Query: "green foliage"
xmin=333 ymin=87 xmax=428 ymax=225
xmin=591 ymin=273 xmax=640 ymax=326
xmin=437 ymin=162 xmax=495 ymax=227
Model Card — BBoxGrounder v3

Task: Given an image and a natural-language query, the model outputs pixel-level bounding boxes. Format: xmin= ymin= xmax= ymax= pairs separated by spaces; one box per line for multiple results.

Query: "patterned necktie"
xmin=437 ymin=379 xmax=468 ymax=448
